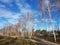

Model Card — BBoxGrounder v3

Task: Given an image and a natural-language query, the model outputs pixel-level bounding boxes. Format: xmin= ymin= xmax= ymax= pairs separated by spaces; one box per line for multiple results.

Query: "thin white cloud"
xmin=7 ymin=19 xmax=18 ymax=24
xmin=0 ymin=8 xmax=21 ymax=25
xmin=20 ymin=8 xmax=32 ymax=14
xmin=0 ymin=0 xmax=14 ymax=9
xmin=0 ymin=0 xmax=13 ymax=4
xmin=0 ymin=4 xmax=6 ymax=8
xmin=0 ymin=0 xmax=37 ymax=29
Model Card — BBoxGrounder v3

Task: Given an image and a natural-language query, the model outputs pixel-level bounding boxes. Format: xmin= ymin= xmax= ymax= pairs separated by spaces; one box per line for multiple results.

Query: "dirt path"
xmin=27 ymin=39 xmax=59 ymax=45
xmin=39 ymin=39 xmax=60 ymax=45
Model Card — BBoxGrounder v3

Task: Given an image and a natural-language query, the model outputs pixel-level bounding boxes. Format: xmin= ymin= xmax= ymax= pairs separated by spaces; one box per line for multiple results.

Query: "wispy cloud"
xmin=0 ymin=0 xmax=13 ymax=4
xmin=0 ymin=8 xmax=20 ymax=25
xmin=0 ymin=0 xmax=37 ymax=29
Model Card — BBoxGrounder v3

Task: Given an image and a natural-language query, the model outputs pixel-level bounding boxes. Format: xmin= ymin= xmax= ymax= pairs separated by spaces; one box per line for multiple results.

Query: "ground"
xmin=0 ymin=36 xmax=59 ymax=45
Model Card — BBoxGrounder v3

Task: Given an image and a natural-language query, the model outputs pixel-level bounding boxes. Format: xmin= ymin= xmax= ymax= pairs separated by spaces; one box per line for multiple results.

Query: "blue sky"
xmin=0 ymin=0 xmax=60 ymax=31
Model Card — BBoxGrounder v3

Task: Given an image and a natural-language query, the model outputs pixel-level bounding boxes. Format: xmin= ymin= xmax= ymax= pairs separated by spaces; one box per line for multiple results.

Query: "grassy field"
xmin=0 ymin=36 xmax=40 ymax=45
xmin=0 ymin=36 xmax=60 ymax=45
xmin=0 ymin=36 xmax=17 ymax=45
